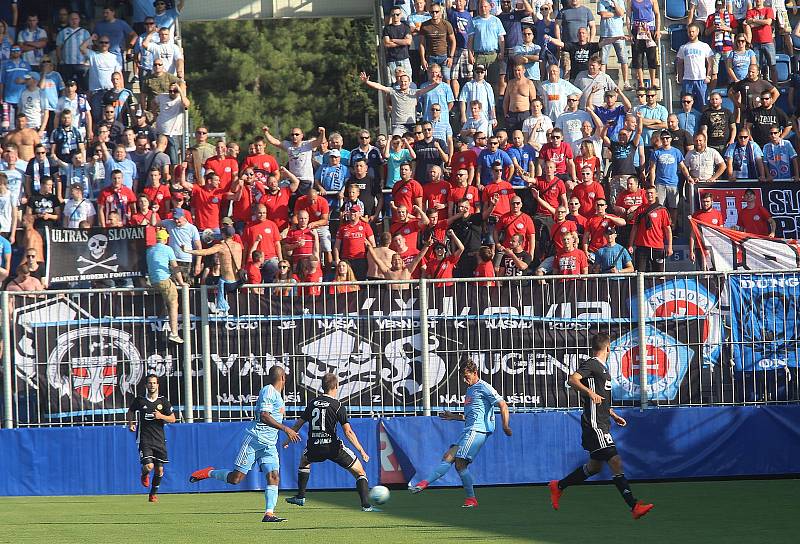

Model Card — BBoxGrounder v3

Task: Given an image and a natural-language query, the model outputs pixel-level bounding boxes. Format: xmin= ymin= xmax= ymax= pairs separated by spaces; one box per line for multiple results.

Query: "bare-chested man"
xmin=365 ymin=239 xmax=426 ymax=289
xmin=18 ymin=213 xmax=44 ymax=263
xmin=182 ymin=225 xmax=244 ymax=314
xmin=504 ymin=64 xmax=537 ymax=132
xmin=365 ymin=232 xmax=397 ymax=280
xmin=4 ymin=116 xmax=41 ymax=161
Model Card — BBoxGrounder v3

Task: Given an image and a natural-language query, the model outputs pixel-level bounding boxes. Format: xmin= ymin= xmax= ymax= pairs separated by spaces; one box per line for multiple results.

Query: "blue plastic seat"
xmin=669 ymin=24 xmax=688 ymax=53
xmin=775 ymin=53 xmax=791 ymax=83
xmin=666 ymin=0 xmax=687 ymax=20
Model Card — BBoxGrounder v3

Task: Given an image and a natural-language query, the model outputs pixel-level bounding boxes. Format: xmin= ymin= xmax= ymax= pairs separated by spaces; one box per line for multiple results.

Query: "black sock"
xmin=558 ymin=464 xmax=592 ymax=490
xmin=613 ymin=473 xmax=637 ymax=509
xmin=356 ymin=476 xmax=370 ymax=508
xmin=150 ymin=472 xmax=162 ymax=495
xmin=297 ymin=468 xmax=310 ymax=498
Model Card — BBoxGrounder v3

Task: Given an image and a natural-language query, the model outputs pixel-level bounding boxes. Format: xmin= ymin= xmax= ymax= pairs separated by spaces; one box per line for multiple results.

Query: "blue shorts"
xmin=234 ymin=434 xmax=280 ymax=474
xmin=453 ymin=428 xmax=489 ymax=462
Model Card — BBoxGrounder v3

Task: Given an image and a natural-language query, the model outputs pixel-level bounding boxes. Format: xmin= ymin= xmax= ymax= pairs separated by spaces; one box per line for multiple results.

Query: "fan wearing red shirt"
xmin=284 ymin=209 xmax=318 ymax=265
xmin=537 ymin=129 xmax=576 ymax=179
xmin=424 ymin=208 xmax=449 ymax=243
xmin=482 ymin=162 xmax=515 ymax=218
xmin=628 ymin=187 xmax=673 ymax=272
xmin=97 ymin=170 xmax=137 ymax=227
xmin=228 ymin=168 xmax=266 ymax=226
xmin=130 ymin=194 xmax=161 ymax=226
xmin=421 ymin=229 xmax=465 ymax=287
xmin=555 ymin=231 xmax=589 ymax=275
xmin=474 ymin=245 xmax=496 ymax=286
xmin=392 ymin=163 xmax=424 ymax=212
xmin=496 ymin=196 xmax=536 ymax=254
xmin=745 ymin=2 xmax=775 ymax=45
xmin=242 ymin=137 xmax=279 ymax=173
xmin=390 ymin=204 xmax=430 ymax=250
xmin=571 ymin=168 xmax=607 ymax=217
xmin=423 ymin=166 xmax=450 ymax=212
xmin=181 ymin=171 xmax=227 ymax=232
xmin=259 ymin=169 xmax=300 ymax=234
xmin=390 ymin=232 xmax=422 ymax=279
xmin=244 ymin=251 xmax=264 ymax=294
xmin=531 ymin=161 xmax=568 ymax=218
xmin=737 ymin=188 xmax=776 ymax=237
xmin=582 ymin=200 xmax=626 ymax=253
xmin=448 ymin=168 xmax=480 ymax=216
xmin=550 ymin=206 xmax=579 ymax=256
xmin=613 ymin=176 xmax=648 ymax=224
xmin=142 ymin=170 xmax=172 ymax=215
xmin=293 ymin=186 xmax=332 ymax=264
xmin=566 ymin=198 xmax=588 ymax=233
xmin=203 ymin=140 xmax=239 ymax=190
xmin=334 ymin=205 xmax=376 ymax=280
xmin=241 ymin=203 xmax=283 ymax=281
xmin=295 ymin=255 xmax=323 ymax=297
xmin=689 ymin=193 xmax=726 ymax=267
xmin=449 ymin=138 xmax=478 ymax=185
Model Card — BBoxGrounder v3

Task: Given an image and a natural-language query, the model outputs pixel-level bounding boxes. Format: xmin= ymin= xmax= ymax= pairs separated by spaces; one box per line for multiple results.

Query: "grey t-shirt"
xmin=558 ymin=6 xmax=595 ymax=43
xmin=390 ymin=88 xmax=420 ymax=126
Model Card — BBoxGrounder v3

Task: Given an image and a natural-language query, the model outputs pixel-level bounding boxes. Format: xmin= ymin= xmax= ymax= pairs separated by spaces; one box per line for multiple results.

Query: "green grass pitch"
xmin=1 ymin=480 xmax=797 ymax=544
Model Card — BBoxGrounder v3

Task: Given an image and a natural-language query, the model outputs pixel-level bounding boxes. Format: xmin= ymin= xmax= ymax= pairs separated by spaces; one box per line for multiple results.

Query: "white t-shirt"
xmin=555 ymin=110 xmax=592 ymax=144
xmin=282 ymin=140 xmax=315 ymax=181
xmin=677 ymin=40 xmax=713 ymax=81
xmin=155 ymin=94 xmax=185 ymax=136
xmin=145 ymin=41 xmax=183 ymax=75
xmin=63 ymin=198 xmax=96 ymax=228
xmin=19 ymin=88 xmax=45 ymax=129
xmin=0 ymin=191 xmax=13 ymax=231
xmin=522 ymin=114 xmax=553 ymax=147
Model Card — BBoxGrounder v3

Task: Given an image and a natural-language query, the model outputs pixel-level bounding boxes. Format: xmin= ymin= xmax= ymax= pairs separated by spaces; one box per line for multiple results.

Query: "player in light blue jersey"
xmin=189 ymin=366 xmax=300 ymax=522
xmin=409 ymin=358 xmax=511 ymax=508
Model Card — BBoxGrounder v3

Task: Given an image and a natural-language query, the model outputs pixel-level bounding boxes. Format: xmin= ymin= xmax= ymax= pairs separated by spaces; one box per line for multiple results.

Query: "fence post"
xmin=180 ymin=284 xmax=194 ymax=423
xmin=200 ymin=284 xmax=213 ymax=423
xmin=1 ymin=292 xmax=12 ymax=429
xmin=418 ymin=277 xmax=432 ymax=417
xmin=636 ymin=273 xmax=649 ymax=410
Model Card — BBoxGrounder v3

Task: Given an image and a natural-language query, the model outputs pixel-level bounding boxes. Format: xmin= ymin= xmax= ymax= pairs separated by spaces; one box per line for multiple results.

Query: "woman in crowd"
xmin=330 ymin=260 xmax=360 ymax=294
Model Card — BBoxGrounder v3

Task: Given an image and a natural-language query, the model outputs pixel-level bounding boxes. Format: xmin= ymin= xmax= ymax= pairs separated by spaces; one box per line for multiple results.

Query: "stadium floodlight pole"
xmin=181 ymin=284 xmax=194 ymax=423
xmin=1 ymin=291 xmax=13 ymax=428
xmin=636 ymin=273 xmax=649 ymax=410
xmin=200 ymin=284 xmax=213 ymax=423
xmin=418 ymin=277 xmax=432 ymax=416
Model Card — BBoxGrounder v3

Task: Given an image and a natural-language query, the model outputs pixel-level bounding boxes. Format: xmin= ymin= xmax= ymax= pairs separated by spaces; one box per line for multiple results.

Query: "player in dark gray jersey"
xmin=548 ymin=333 xmax=654 ymax=519
xmin=283 ymin=373 xmax=376 ymax=511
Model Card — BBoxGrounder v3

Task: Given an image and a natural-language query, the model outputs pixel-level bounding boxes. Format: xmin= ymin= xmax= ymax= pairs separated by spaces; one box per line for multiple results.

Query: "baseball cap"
xmin=171 ymin=208 xmax=185 ymax=219
xmin=659 ymin=129 xmax=672 ymax=137
xmin=328 ymin=149 xmax=341 ymax=158
xmin=23 ymin=74 xmax=32 ymax=80
xmin=492 ymin=160 xmax=502 ymax=167
xmin=715 ymin=0 xmax=725 ymax=7
xmin=171 ymin=191 xmax=186 ymax=201
xmin=65 ymin=79 xmax=78 ymax=86
xmin=456 ymin=135 xmax=469 ymax=144
xmin=156 ymin=229 xmax=169 ymax=241
xmin=604 ymin=90 xmax=616 ymax=97
xmin=221 ymin=216 xmax=234 ymax=225
xmin=349 ymin=204 xmax=363 ymax=213
xmin=605 ymin=225 xmax=617 ymax=235
xmin=475 ymin=64 xmax=486 ymax=72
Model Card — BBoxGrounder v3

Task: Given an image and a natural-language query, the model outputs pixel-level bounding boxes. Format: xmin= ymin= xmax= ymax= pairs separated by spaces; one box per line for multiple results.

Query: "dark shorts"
xmin=582 ymin=426 xmax=615 ymax=454
xmin=631 ymin=40 xmax=658 ymax=70
xmin=590 ymin=445 xmax=619 ymax=461
xmin=304 ymin=441 xmax=358 ymax=469
xmin=139 ymin=443 xmax=169 ymax=465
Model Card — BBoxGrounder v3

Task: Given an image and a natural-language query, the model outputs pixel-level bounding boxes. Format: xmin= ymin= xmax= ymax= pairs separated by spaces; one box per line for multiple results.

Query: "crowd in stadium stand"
xmin=0 ymin=0 xmax=798 ymax=300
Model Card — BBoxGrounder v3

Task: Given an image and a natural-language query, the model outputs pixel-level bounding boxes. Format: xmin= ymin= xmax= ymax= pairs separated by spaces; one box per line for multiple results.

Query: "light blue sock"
xmin=458 ymin=468 xmax=475 ymax=498
xmin=210 ymin=470 xmax=231 ymax=483
xmin=265 ymin=485 xmax=279 ymax=513
xmin=424 ymin=461 xmax=452 ymax=484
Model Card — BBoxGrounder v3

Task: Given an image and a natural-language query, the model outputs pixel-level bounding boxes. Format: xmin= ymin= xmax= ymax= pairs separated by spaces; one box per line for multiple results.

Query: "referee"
xmin=128 ymin=374 xmax=176 ymax=502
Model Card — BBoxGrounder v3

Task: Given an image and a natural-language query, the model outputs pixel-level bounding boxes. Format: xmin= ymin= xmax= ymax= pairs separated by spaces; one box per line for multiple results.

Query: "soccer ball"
xmin=369 ymin=485 xmax=391 ymax=505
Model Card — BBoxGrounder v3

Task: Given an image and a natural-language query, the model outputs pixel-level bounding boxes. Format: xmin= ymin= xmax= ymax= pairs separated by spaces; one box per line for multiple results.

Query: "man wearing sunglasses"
xmin=80 ymin=34 xmax=123 ymax=100
xmin=762 ymin=124 xmax=800 ymax=183
xmin=746 ymin=91 xmax=790 ymax=147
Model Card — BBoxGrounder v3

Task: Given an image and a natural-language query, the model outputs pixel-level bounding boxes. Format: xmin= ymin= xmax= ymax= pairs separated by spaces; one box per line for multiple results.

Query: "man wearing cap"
xmin=55 ymin=79 xmax=93 ymax=140
xmin=334 ymin=205 xmax=376 ymax=280
xmin=147 ymin=229 xmax=186 ymax=343
xmin=18 ymin=74 xmax=47 ymax=135
xmin=421 ymin=229 xmax=465 ymax=287
xmin=0 ymin=46 xmax=31 ymax=121
xmin=56 ymin=11 xmax=91 ymax=90
xmin=590 ymin=226 xmax=634 ymax=274
xmin=649 ymin=129 xmax=689 ymax=224
xmin=160 ymin=207 xmax=202 ymax=282
xmin=62 ymin=182 xmax=96 ymax=228
xmin=315 ymin=147 xmax=350 ymax=216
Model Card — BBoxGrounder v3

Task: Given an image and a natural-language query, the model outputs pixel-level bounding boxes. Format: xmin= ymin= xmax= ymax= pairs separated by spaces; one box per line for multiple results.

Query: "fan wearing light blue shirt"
xmin=408 ymin=359 xmax=511 ymax=508
xmin=762 ymin=127 xmax=800 ymax=182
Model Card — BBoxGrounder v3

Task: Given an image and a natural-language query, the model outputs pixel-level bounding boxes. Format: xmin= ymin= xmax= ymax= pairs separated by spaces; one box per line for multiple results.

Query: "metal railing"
xmin=2 ymin=269 xmax=800 ymax=428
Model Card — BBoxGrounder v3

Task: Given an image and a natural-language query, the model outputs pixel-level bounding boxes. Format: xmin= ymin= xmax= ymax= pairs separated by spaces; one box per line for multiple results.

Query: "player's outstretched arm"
xmin=342 ymin=423 xmax=369 ymax=463
xmin=497 ymin=400 xmax=512 ymax=436
xmin=282 ymin=419 xmax=306 ymax=448
xmin=609 ymin=408 xmax=627 ymax=427
xmin=440 ymin=411 xmax=465 ymax=421
xmin=260 ymin=411 xmax=301 ymax=443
